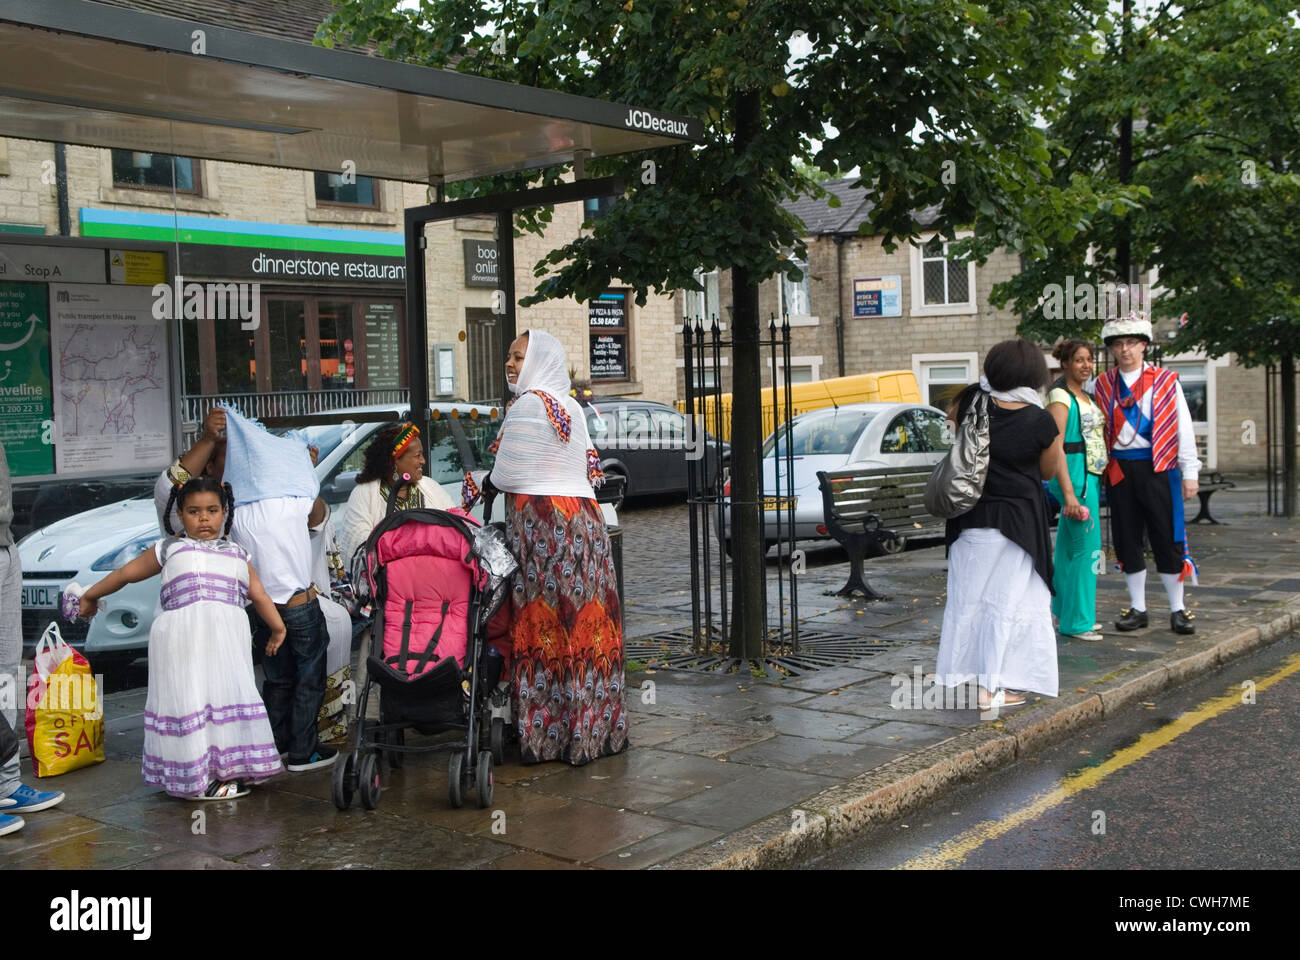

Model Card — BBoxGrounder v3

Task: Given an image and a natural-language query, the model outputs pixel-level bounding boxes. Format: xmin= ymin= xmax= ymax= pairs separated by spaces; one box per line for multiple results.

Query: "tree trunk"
xmin=728 ymin=89 xmax=765 ymax=660
xmin=1284 ymin=351 xmax=1296 ymax=517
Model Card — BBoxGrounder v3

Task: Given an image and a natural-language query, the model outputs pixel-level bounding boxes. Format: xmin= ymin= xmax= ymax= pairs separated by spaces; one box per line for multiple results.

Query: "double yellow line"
xmin=898 ymin=651 xmax=1300 ymax=869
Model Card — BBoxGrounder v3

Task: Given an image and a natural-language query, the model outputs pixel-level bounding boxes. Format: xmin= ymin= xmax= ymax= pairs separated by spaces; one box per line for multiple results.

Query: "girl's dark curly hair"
xmin=163 ymin=476 xmax=235 ymax=537
xmin=357 ymin=422 xmax=414 ymax=485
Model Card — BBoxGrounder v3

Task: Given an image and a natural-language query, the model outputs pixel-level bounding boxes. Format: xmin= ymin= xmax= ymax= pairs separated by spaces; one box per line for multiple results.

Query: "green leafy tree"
xmin=994 ymin=0 xmax=1300 ymax=508
xmin=321 ymin=0 xmax=1116 ymax=653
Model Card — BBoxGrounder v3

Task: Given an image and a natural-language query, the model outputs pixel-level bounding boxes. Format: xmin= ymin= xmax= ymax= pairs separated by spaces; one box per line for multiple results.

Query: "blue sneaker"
xmin=0 ymin=813 xmax=24 ymax=836
xmin=0 ymin=783 xmax=66 ymax=813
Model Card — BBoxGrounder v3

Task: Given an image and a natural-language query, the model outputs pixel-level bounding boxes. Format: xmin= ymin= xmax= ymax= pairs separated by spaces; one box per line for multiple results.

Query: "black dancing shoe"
xmin=1115 ymin=607 xmax=1149 ymax=631
xmin=1171 ymin=609 xmax=1196 ymax=635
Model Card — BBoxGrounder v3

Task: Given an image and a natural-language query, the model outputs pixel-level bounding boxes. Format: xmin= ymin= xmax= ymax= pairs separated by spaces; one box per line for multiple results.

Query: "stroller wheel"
xmin=359 ymin=752 xmax=382 ymax=810
xmin=385 ymin=729 xmax=405 ymax=770
xmin=448 ymin=751 xmax=466 ymax=809
xmin=475 ymin=751 xmax=494 ymax=809
xmin=331 ymin=752 xmax=355 ymax=811
xmin=490 ymin=718 xmax=505 ymax=766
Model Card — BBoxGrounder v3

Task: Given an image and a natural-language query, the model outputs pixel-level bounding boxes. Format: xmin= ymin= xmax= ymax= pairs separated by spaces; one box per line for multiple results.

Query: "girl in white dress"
xmin=80 ymin=477 xmax=286 ymax=799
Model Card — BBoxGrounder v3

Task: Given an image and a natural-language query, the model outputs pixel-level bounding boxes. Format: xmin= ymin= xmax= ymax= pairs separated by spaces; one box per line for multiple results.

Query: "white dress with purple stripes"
xmin=143 ymin=536 xmax=283 ymax=796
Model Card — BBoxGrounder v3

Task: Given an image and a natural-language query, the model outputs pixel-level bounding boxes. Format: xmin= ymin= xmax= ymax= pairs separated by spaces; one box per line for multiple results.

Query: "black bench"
xmin=816 ymin=466 xmax=945 ymax=599
xmin=1189 ymin=471 xmax=1235 ymax=525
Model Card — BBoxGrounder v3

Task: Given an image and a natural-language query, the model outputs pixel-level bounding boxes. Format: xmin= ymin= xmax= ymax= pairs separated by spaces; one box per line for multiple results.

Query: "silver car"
xmin=720 ymin=401 xmax=951 ymax=553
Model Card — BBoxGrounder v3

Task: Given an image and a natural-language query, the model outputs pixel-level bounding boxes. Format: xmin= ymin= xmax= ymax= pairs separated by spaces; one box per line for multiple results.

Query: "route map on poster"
xmin=0 ymin=281 xmax=54 ymax=477
xmin=49 ymin=284 xmax=172 ymax=475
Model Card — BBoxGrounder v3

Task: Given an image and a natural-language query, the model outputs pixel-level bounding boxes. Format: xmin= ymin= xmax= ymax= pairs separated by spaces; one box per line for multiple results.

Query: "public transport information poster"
xmin=0 ymin=281 xmax=54 ymax=477
xmin=48 ymin=283 xmax=173 ymax=476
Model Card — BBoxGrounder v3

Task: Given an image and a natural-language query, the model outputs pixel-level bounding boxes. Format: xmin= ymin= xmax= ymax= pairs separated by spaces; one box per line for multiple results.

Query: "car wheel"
xmin=865 ymin=535 xmax=906 ymax=558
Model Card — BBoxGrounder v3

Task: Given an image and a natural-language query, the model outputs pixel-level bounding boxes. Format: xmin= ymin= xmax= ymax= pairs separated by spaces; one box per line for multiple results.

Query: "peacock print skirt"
xmin=504 ymin=494 xmax=628 ymax=765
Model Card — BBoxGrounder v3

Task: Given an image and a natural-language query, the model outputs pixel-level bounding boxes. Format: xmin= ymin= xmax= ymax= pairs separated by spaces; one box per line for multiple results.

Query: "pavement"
xmin=4 ymin=480 xmax=1298 ymax=870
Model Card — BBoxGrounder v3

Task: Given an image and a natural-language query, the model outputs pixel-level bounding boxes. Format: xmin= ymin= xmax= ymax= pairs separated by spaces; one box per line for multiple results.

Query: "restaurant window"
xmin=317 ymin=300 xmax=356 ymax=390
xmin=110 ymin=150 xmax=201 ymax=194
xmin=314 ymin=171 xmax=379 ymax=208
xmin=589 ymin=289 xmax=630 ymax=383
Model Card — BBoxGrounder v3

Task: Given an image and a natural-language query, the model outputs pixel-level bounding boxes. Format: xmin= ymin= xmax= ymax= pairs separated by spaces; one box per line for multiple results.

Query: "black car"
xmin=585 ymin=398 xmax=728 ymax=508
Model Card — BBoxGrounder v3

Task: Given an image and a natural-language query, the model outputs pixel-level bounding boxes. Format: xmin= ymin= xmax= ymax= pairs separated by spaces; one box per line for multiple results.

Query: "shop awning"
xmin=0 ymin=0 xmax=703 ymax=183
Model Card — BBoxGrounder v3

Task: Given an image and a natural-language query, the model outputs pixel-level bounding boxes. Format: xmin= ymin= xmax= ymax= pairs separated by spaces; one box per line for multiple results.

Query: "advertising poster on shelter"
xmin=49 ymin=283 xmax=172 ymax=475
xmin=0 ymin=281 xmax=54 ymax=477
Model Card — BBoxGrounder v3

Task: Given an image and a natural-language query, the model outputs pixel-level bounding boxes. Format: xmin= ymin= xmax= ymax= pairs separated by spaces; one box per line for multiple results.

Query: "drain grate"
xmin=625 ymin=628 xmax=904 ymax=678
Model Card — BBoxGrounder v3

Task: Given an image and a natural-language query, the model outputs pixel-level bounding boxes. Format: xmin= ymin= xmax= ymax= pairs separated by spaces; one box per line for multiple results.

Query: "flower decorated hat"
xmin=1101 ymin=311 xmax=1153 ymax=345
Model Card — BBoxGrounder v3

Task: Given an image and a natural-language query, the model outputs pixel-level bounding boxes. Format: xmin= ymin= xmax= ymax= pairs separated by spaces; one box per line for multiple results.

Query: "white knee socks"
xmin=1161 ymin=572 xmax=1185 ymax=613
xmin=1125 ymin=570 xmax=1147 ymax=611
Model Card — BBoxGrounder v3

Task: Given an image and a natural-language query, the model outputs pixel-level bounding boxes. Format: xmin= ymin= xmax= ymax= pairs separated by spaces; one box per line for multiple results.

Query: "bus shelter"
xmin=0 ymin=0 xmax=701 ymax=483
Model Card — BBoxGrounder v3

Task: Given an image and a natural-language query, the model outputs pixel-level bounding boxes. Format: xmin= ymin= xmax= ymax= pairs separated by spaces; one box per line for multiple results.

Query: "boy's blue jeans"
xmin=251 ymin=598 xmax=328 ymax=761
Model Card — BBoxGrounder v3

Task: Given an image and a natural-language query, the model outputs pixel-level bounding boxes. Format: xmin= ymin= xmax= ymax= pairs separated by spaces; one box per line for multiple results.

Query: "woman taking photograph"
xmin=339 ymin=421 xmax=454 ymax=561
xmin=467 ymin=329 xmax=627 ymax=766
xmin=1048 ymin=339 xmax=1108 ymax=642
xmin=935 ymin=339 xmax=1085 ymax=710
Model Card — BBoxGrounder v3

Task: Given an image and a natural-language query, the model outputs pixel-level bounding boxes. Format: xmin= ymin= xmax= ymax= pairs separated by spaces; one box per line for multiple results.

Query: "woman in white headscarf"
xmin=463 ymin=329 xmax=627 ymax=766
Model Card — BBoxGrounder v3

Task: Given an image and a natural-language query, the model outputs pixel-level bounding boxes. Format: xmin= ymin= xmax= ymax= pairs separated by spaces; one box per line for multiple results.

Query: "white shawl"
xmin=489 ymin=329 xmax=597 ymax=499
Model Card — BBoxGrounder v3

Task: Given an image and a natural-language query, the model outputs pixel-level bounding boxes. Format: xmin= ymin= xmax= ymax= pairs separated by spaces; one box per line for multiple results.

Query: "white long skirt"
xmin=142 ymin=600 xmax=283 ymax=796
xmin=936 ymin=528 xmax=1059 ymax=698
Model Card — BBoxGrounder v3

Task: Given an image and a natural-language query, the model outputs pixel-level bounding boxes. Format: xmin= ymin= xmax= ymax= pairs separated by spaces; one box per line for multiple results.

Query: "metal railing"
xmin=181 ymin=388 xmax=410 ymax=428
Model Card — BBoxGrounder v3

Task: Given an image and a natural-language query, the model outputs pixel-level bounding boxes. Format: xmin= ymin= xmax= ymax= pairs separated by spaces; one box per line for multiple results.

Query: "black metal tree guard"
xmin=681 ymin=315 xmax=799 ymax=676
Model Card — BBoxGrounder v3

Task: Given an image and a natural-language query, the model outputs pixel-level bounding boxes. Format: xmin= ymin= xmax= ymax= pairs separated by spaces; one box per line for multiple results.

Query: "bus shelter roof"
xmin=0 ymin=0 xmax=702 ymax=182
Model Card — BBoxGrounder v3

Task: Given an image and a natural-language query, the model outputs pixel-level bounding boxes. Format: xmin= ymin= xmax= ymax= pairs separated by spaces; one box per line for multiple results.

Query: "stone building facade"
xmin=675 ymin=178 xmax=1272 ymax=475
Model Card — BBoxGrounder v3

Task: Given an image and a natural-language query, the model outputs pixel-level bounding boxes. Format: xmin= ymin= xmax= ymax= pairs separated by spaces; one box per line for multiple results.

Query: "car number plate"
xmin=21 ymin=585 xmax=61 ymax=609
xmin=762 ymin=496 xmax=797 ymax=512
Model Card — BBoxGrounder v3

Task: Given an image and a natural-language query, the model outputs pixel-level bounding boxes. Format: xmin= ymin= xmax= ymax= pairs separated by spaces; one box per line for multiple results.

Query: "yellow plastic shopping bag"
xmin=24 ymin=623 xmax=105 ymax=777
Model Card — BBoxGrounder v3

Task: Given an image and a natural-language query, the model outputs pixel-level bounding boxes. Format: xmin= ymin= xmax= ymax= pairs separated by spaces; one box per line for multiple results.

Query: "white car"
xmin=18 ymin=402 xmax=614 ymax=665
xmin=719 ymin=401 xmax=951 ymax=553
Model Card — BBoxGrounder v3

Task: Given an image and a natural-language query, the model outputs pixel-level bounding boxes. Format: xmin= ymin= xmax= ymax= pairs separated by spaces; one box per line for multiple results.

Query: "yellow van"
xmin=678 ymin=370 xmax=923 ymax=442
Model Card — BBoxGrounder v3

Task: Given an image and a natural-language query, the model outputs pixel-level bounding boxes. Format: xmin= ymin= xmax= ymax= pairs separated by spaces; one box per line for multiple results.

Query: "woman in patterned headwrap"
xmin=464 ymin=329 xmax=627 ymax=766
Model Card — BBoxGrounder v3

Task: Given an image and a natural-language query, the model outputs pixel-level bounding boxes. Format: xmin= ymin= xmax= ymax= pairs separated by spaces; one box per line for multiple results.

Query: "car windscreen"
xmin=272 ymin=423 xmax=351 ymax=462
xmin=762 ymin=408 xmax=877 ymax=458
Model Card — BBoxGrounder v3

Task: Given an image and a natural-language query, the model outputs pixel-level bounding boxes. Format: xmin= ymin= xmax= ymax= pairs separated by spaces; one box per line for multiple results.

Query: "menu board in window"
xmin=589 ymin=290 xmax=628 ymax=381
xmin=590 ymin=333 xmax=628 ymax=380
xmin=364 ymin=302 xmax=401 ymax=388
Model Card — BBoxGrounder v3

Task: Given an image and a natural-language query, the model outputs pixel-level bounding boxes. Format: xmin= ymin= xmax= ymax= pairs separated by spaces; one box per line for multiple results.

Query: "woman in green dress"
xmin=1048 ymin=339 xmax=1109 ymax=641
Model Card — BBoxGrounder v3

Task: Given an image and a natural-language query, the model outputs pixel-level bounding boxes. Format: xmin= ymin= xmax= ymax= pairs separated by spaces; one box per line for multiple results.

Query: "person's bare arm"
xmin=179 ymin=408 xmax=226 ymax=477
xmin=306 ymin=444 xmax=328 ymax=527
xmin=1040 ymin=426 xmax=1085 ymax=520
xmin=247 ymin=564 xmax=288 ymax=656
xmin=79 ymin=548 xmax=163 ymax=616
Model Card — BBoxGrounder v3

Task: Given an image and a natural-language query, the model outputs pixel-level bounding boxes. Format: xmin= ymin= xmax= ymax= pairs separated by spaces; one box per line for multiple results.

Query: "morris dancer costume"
xmin=143 ymin=536 xmax=283 ymax=795
xmin=463 ymin=329 xmax=626 ymax=766
xmin=1093 ymin=314 xmax=1200 ymax=634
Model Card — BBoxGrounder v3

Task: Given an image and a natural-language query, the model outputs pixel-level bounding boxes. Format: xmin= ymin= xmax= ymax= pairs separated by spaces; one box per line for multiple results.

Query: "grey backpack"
xmin=924 ymin=390 xmax=991 ymax=519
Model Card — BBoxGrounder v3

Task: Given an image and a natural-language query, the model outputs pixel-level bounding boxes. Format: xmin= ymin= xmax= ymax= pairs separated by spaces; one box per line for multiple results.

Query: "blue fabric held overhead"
xmin=221 ymin=407 xmax=319 ymax=506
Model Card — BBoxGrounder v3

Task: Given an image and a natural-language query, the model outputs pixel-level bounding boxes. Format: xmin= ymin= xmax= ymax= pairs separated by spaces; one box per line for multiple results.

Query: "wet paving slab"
xmin=9 ymin=492 xmax=1300 ymax=869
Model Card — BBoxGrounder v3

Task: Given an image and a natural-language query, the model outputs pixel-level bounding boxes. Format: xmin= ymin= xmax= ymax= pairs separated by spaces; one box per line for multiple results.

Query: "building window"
xmin=692 ymin=365 xmax=718 ymax=391
xmin=313 ymin=171 xmax=378 ymax=208
xmin=684 ymin=268 xmax=720 ymax=324
xmin=774 ymin=356 xmax=821 ymax=389
xmin=110 ymin=150 xmax=201 ymax=194
xmin=780 ymin=258 xmax=811 ymax=318
xmin=582 ymin=195 xmax=617 ymax=223
xmin=1165 ymin=361 xmax=1208 ymax=424
xmin=909 ymin=236 xmax=976 ymax=315
xmin=921 ymin=238 xmax=969 ymax=306
xmin=915 ymin=355 xmax=976 ymax=410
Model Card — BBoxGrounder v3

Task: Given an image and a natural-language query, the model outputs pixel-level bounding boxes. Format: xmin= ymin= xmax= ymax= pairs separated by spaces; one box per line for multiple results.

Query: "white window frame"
xmin=675 ymin=354 xmax=728 ymax=391
xmin=778 ymin=256 xmax=819 ymax=326
xmin=909 ymin=232 xmax=977 ymax=317
xmin=913 ymin=352 xmax=978 ymax=410
xmin=682 ymin=267 xmax=721 ymax=326
xmin=1162 ymin=351 xmax=1226 ymax=471
xmin=773 ymin=354 xmax=822 ymax=389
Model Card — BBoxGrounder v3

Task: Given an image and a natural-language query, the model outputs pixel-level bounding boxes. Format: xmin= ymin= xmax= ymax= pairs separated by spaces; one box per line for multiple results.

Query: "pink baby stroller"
xmin=331 ymin=490 xmax=516 ymax=810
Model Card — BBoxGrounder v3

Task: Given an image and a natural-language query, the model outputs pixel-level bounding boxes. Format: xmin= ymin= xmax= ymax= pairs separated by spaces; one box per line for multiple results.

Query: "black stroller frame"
xmin=332 ymin=487 xmax=514 ymax=811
